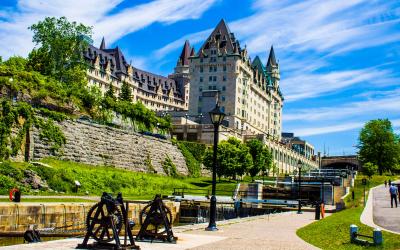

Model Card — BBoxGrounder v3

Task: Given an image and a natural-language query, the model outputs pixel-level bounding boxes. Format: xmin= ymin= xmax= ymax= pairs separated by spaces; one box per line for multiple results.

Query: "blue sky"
xmin=1 ymin=0 xmax=399 ymax=156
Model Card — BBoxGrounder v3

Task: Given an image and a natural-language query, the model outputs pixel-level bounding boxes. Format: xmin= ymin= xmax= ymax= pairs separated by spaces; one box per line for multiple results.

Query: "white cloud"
xmin=0 ymin=0 xmax=217 ymax=59
xmin=283 ymin=68 xmax=396 ymax=102
xmin=93 ymin=0 xmax=217 ymax=44
xmin=293 ymin=121 xmax=364 ymax=137
xmin=284 ymin=89 xmax=400 ymax=122
xmin=154 ymin=28 xmax=212 ymax=59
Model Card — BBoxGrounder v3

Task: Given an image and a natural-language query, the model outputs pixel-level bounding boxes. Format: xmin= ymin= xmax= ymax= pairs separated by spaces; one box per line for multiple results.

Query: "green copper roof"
xmin=252 ymin=56 xmax=267 ymax=76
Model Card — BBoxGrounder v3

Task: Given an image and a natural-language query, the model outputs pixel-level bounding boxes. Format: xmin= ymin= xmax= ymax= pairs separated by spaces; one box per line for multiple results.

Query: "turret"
xmin=266 ymin=46 xmax=280 ymax=88
xmin=100 ymin=37 xmax=106 ymax=50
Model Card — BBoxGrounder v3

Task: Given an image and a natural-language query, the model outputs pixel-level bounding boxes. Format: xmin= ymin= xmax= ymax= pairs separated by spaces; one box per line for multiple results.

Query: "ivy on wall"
xmin=0 ymin=99 xmax=66 ymax=160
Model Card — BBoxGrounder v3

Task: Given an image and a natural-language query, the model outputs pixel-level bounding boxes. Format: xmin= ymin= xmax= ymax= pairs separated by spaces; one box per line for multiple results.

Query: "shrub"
xmin=0 ymin=175 xmax=16 ymax=194
xmin=177 ymin=142 xmax=201 ymax=177
xmin=162 ymin=156 xmax=178 ymax=177
xmin=0 ymin=162 xmax=24 ymax=181
xmin=180 ymin=141 xmax=206 ymax=162
xmin=145 ymin=154 xmax=156 ymax=173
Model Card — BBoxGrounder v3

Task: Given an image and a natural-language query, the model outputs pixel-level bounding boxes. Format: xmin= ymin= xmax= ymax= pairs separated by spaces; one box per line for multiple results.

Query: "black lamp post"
xmin=297 ymin=159 xmax=303 ymax=214
xmin=206 ymin=103 xmax=226 ymax=231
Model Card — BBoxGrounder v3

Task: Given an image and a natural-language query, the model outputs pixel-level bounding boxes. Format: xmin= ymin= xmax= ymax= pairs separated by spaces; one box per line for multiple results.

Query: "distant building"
xmin=84 ymin=38 xmax=190 ymax=111
xmin=281 ymin=133 xmax=315 ymax=160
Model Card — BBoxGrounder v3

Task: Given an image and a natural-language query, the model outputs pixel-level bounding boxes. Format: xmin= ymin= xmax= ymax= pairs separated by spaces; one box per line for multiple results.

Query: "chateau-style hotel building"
xmin=85 ymin=19 xmax=320 ymax=174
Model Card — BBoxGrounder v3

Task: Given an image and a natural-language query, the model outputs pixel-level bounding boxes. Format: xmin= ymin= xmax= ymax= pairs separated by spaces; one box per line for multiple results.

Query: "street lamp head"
xmin=297 ymin=160 xmax=303 ymax=170
xmin=209 ymin=104 xmax=226 ymax=125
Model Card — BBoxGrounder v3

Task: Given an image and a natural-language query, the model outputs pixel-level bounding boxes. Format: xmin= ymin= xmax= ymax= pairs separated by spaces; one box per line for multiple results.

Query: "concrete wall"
xmin=0 ymin=201 xmax=180 ymax=232
xmin=31 ymin=119 xmax=188 ymax=175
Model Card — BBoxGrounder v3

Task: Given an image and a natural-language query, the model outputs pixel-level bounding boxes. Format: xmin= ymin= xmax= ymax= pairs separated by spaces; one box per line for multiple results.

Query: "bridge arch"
xmin=321 ymin=155 xmax=361 ymax=170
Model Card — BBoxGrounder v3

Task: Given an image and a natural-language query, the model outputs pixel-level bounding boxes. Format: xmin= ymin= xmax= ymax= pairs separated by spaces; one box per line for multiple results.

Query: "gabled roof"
xmin=198 ymin=19 xmax=239 ymax=54
xmin=267 ymin=45 xmax=277 ymax=67
xmin=108 ymin=46 xmax=127 ymax=74
xmin=178 ymin=40 xmax=191 ymax=66
xmin=252 ymin=56 xmax=266 ymax=76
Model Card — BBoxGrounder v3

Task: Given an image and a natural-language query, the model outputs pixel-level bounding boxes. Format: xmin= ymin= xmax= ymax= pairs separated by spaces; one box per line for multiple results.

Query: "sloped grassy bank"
xmin=0 ymin=158 xmax=237 ymax=200
xmin=297 ymin=175 xmax=400 ymax=250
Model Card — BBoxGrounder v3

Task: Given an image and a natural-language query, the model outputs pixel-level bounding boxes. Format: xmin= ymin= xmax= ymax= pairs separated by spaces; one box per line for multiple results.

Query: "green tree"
xmin=358 ymin=119 xmax=400 ymax=175
xmin=246 ymin=139 xmax=273 ymax=180
xmin=119 ymin=82 xmax=132 ymax=101
xmin=226 ymin=138 xmax=252 ymax=179
xmin=27 ymin=16 xmax=92 ymax=94
xmin=203 ymin=138 xmax=252 ymax=180
xmin=3 ymin=56 xmax=27 ymax=70
xmin=362 ymin=162 xmax=378 ymax=179
xmin=105 ymin=84 xmax=115 ymax=100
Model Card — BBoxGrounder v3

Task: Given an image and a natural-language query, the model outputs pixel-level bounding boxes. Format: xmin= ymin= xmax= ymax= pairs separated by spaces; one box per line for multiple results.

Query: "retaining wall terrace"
xmin=30 ymin=119 xmax=188 ymax=175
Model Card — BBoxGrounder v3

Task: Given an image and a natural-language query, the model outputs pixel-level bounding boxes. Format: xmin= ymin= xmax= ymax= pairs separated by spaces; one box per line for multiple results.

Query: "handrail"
xmin=172 ymin=188 xmax=235 ymax=198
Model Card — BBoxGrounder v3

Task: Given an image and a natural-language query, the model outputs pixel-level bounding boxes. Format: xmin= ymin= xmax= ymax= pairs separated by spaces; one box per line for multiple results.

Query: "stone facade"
xmin=31 ymin=119 xmax=189 ymax=175
xmin=0 ymin=201 xmax=180 ymax=232
xmin=187 ymin=19 xmax=283 ymax=140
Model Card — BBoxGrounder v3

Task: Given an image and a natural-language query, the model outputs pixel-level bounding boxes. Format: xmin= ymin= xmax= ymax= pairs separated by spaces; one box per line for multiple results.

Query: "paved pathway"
xmin=187 ymin=212 xmax=319 ymax=250
xmin=372 ymin=183 xmax=400 ymax=233
xmin=0 ymin=212 xmax=319 ymax=250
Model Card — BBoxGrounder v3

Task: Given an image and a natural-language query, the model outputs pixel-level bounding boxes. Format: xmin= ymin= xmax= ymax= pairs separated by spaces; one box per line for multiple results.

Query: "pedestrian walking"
xmin=389 ymin=179 xmax=392 ymax=186
xmin=389 ymin=183 xmax=398 ymax=208
xmin=384 ymin=180 xmax=387 ymax=187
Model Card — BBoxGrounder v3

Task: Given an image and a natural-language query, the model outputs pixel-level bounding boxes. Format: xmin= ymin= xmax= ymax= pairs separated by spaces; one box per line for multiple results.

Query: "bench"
xmin=350 ymin=225 xmax=383 ymax=246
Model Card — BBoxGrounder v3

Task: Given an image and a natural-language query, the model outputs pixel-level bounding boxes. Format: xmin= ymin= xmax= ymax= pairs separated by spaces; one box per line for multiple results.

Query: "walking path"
xmin=0 ymin=212 xmax=319 ymax=250
xmin=188 ymin=211 xmax=318 ymax=250
xmin=361 ymin=182 xmax=400 ymax=234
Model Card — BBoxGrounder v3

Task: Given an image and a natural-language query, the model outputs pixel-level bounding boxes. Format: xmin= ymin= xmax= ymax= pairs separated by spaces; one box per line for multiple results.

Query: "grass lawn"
xmin=297 ymin=174 xmax=400 ymax=250
xmin=0 ymin=158 xmax=244 ymax=200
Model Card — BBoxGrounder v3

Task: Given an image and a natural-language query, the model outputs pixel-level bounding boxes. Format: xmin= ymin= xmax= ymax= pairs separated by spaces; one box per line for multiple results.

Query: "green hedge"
xmin=179 ymin=141 xmax=206 ymax=162
xmin=177 ymin=142 xmax=201 ymax=177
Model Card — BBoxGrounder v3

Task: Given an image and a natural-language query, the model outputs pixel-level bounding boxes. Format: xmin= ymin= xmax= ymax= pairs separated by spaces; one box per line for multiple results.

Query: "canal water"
xmin=0 ymin=236 xmax=66 ymax=247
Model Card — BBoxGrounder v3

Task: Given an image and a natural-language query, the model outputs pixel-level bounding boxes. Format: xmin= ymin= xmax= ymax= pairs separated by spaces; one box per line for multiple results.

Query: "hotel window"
xmin=199 ymin=86 xmax=203 ymax=91
xmin=214 ymin=66 xmax=217 ymax=72
xmin=223 ymin=76 xmax=226 ymax=81
xmin=221 ymin=96 xmax=225 ymax=102
xmin=200 ymin=66 xmax=203 ymax=72
xmin=222 ymin=86 xmax=226 ymax=91
xmin=209 ymin=76 xmax=212 ymax=81
xmin=221 ymin=106 xmax=225 ymax=113
xmin=223 ymin=65 xmax=226 ymax=71
xmin=213 ymin=76 xmax=217 ymax=81
xmin=223 ymin=56 xmax=226 ymax=62
xmin=200 ymin=77 xmax=203 ymax=82
xmin=209 ymin=66 xmax=213 ymax=72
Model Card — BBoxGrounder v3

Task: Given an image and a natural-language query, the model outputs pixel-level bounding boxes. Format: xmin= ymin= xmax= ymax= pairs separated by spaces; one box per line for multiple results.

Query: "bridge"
xmin=321 ymin=155 xmax=361 ymax=170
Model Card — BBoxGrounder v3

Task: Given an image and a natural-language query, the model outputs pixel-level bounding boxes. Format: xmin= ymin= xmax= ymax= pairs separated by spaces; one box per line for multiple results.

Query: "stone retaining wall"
xmin=31 ymin=119 xmax=188 ymax=175
xmin=0 ymin=201 xmax=180 ymax=232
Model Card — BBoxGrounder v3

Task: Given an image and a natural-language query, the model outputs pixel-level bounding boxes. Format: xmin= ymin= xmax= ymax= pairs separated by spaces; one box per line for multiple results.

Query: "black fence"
xmin=179 ymin=202 xmax=281 ymax=224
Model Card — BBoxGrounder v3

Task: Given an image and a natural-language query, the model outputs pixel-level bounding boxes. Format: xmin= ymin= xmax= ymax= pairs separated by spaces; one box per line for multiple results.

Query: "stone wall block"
xmin=31 ymin=120 xmax=188 ymax=175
